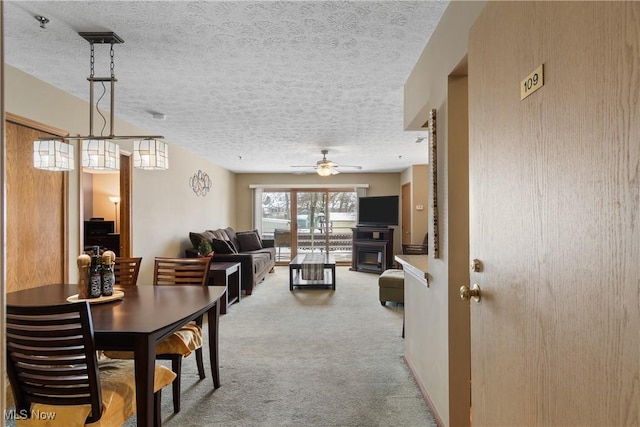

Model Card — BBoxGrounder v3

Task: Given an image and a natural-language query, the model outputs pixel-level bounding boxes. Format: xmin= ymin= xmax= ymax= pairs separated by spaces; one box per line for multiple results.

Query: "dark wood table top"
xmin=6 ymin=284 xmax=226 ymax=338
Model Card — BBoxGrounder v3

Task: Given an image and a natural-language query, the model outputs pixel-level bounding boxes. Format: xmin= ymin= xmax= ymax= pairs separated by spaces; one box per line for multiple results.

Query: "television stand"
xmin=350 ymin=226 xmax=394 ymax=274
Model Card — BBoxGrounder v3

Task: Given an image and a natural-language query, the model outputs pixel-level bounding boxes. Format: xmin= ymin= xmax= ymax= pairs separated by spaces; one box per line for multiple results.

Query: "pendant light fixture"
xmin=133 ymin=138 xmax=168 ymax=170
xmin=33 ymin=139 xmax=75 ymax=171
xmin=33 ymin=32 xmax=166 ymax=171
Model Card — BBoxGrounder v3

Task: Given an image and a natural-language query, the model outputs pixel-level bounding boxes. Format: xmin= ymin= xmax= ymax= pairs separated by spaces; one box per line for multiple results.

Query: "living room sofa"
xmin=186 ymin=227 xmax=275 ymax=295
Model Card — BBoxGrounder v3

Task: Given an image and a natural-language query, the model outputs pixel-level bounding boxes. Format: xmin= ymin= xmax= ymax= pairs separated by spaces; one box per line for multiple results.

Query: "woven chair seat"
xmin=105 ymin=323 xmax=202 ymax=359
xmin=7 ymin=359 xmax=175 ymax=427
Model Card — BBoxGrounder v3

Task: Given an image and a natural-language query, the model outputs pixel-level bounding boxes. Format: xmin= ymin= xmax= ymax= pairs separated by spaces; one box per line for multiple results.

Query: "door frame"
xmin=401 ymin=182 xmax=411 ymax=245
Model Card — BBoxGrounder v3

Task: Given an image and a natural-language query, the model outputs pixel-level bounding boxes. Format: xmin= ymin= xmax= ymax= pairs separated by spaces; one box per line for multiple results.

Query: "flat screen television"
xmin=357 ymin=195 xmax=399 ymax=227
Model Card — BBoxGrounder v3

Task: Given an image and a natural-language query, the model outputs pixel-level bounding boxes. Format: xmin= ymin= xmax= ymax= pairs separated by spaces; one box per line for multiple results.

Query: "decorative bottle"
xmin=101 ymin=251 xmax=116 ymax=296
xmin=77 ymin=254 xmax=92 ymax=299
xmin=89 ymin=246 xmax=102 ymax=298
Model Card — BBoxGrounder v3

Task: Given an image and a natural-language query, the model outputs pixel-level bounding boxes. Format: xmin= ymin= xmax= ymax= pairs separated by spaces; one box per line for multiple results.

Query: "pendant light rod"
xmin=37 ymin=31 xmax=164 ymax=142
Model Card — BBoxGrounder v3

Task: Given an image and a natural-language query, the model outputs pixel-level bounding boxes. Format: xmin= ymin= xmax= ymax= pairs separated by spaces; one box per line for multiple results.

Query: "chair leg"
xmin=154 ymin=389 xmax=162 ymax=427
xmin=170 ymin=355 xmax=182 ymax=413
xmin=195 ymin=347 xmax=206 ymax=380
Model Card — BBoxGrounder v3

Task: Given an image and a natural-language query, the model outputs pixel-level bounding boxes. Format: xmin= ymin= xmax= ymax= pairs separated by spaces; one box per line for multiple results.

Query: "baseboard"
xmin=403 ymin=355 xmax=444 ymax=427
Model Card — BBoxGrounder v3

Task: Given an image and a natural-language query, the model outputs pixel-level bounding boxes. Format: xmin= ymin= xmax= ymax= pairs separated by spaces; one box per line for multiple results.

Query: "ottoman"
xmin=378 ymin=269 xmax=404 ymax=305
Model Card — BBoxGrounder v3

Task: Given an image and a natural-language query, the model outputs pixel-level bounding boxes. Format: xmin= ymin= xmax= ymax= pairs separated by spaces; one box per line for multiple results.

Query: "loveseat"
xmin=186 ymin=227 xmax=275 ymax=295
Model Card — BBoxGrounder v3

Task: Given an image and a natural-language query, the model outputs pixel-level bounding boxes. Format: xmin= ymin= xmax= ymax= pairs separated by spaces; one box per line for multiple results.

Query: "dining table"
xmin=6 ymin=283 xmax=227 ymax=427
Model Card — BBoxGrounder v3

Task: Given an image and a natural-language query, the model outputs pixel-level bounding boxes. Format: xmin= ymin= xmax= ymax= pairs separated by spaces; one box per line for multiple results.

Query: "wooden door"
xmin=6 ymin=117 xmax=69 ymax=291
xmin=468 ymin=2 xmax=640 ymax=424
xmin=401 ymin=183 xmax=411 ymax=245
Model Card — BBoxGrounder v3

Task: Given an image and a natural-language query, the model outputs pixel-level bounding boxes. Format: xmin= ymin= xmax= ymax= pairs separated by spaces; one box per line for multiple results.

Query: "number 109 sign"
xmin=520 ymin=64 xmax=544 ymax=100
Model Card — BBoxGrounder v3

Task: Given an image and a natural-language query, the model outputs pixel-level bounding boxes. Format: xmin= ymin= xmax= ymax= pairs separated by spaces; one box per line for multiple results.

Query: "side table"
xmin=208 ymin=261 xmax=241 ymax=314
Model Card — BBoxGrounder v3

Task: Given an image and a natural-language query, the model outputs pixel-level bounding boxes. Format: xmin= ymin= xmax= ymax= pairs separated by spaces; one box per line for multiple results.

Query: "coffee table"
xmin=289 ymin=253 xmax=336 ymax=290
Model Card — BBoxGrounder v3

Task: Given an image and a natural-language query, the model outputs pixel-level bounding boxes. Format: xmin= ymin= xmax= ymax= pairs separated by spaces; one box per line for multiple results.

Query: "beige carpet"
xmin=127 ymin=266 xmax=436 ymax=427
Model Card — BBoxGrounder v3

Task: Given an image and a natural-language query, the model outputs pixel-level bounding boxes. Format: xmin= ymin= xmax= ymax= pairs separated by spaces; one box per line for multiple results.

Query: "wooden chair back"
xmin=153 ymin=257 xmax=212 ymax=287
xmin=6 ymin=301 xmax=103 ymax=423
xmin=114 ymin=257 xmax=142 ymax=287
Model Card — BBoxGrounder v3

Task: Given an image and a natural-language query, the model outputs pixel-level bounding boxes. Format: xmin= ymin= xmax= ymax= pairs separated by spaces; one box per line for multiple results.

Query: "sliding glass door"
xmin=260 ymin=191 xmax=292 ymax=262
xmin=296 ymin=191 xmax=329 ymax=255
xmin=260 ymin=189 xmax=357 ymax=264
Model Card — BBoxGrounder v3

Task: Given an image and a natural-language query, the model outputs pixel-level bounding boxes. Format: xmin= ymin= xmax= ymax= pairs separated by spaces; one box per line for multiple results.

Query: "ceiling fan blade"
xmin=290 ymin=165 xmax=316 ymax=168
xmin=336 ymin=165 xmax=362 ymax=169
xmin=331 ymin=168 xmax=340 ymax=175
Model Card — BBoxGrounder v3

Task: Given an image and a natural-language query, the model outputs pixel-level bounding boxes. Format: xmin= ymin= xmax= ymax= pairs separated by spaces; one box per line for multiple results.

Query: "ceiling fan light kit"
xmin=291 ymin=149 xmax=362 ymax=176
xmin=32 ymin=31 xmax=167 ymax=171
xmin=316 ymin=165 xmax=334 ymax=177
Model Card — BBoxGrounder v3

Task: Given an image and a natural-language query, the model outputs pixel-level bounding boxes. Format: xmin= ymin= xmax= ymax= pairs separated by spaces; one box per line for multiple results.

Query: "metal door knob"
xmin=460 ymin=284 xmax=481 ymax=302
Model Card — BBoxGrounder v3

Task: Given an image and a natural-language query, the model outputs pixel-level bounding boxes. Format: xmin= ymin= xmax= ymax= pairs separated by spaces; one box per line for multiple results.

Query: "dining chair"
xmin=6 ymin=301 xmax=176 ymax=426
xmin=113 ymin=257 xmax=142 ymax=287
xmin=153 ymin=256 xmax=213 ymax=413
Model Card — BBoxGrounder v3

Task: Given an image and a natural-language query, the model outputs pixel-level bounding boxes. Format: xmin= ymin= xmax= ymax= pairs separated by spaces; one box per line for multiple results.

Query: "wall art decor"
xmin=189 ymin=170 xmax=212 ymax=196
xmin=429 ymin=108 xmax=439 ymax=258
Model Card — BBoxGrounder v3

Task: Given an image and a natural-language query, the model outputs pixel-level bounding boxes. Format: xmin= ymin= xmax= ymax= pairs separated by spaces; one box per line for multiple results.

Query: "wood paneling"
xmin=6 ymin=120 xmax=68 ymax=292
xmin=469 ymin=2 xmax=640 ymax=424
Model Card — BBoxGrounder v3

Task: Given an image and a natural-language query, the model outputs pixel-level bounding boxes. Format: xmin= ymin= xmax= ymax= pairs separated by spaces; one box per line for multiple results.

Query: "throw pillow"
xmin=223 ymin=227 xmax=240 ymax=252
xmin=212 ymin=238 xmax=237 ymax=254
xmin=236 ymin=230 xmax=263 ymax=252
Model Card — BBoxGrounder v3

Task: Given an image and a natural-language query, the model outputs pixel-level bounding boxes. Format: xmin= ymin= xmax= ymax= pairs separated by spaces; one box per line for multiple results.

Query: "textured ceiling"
xmin=4 ymin=1 xmax=447 ymax=174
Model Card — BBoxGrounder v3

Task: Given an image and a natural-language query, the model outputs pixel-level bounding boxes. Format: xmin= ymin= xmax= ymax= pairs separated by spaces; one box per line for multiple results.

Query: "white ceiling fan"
xmin=291 ymin=149 xmax=363 ymax=176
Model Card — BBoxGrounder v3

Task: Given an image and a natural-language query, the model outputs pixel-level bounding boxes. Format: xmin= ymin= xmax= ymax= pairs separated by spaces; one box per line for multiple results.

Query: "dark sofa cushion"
xmin=250 ymin=252 xmax=271 ymax=274
xmin=236 ymin=230 xmax=263 ymax=252
xmin=212 ymin=238 xmax=237 ymax=254
xmin=224 ymin=227 xmax=240 ymax=252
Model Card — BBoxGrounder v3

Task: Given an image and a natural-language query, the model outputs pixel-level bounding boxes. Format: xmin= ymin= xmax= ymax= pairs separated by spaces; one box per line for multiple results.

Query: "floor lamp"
xmin=109 ymin=196 xmax=121 ymax=233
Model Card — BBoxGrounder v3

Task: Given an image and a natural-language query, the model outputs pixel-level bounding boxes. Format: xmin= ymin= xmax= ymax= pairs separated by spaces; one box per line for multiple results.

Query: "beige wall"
xmin=410 ymin=165 xmax=429 ymax=244
xmin=403 ymin=1 xmax=485 ymax=425
xmin=91 ymin=173 xmax=119 ymax=222
xmin=234 ymin=172 xmax=403 ymax=254
xmin=5 ymin=65 xmax=235 ymax=285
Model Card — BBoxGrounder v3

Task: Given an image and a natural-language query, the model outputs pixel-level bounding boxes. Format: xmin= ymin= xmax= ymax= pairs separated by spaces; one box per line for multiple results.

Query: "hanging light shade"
xmin=82 ymin=139 xmax=120 ymax=170
xmin=33 ymin=140 xmax=75 ymax=171
xmin=316 ymin=165 xmax=333 ymax=177
xmin=133 ymin=138 xmax=168 ymax=170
